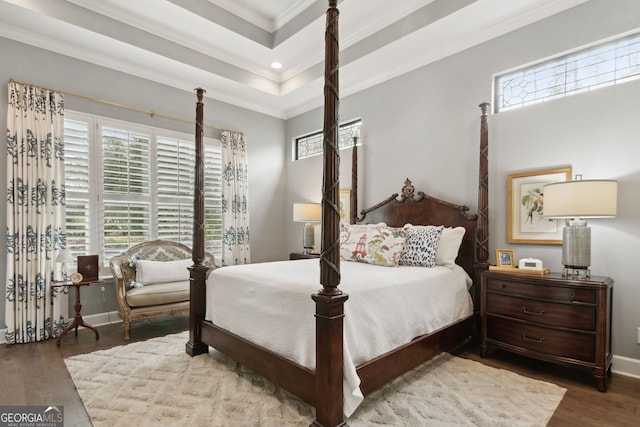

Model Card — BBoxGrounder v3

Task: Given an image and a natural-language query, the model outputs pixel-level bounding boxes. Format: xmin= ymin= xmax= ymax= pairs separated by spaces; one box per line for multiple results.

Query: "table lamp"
xmin=543 ymin=179 xmax=617 ymax=278
xmin=55 ymin=249 xmax=74 ymax=281
xmin=293 ymin=203 xmax=321 ymax=254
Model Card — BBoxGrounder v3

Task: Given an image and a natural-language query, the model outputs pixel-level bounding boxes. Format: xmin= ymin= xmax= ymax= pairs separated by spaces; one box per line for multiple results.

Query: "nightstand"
xmin=481 ymin=270 xmax=613 ymax=391
xmin=289 ymin=252 xmax=320 ymax=260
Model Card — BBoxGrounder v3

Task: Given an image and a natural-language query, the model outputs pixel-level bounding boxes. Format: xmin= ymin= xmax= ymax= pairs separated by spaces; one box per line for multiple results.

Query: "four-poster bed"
xmin=186 ymin=2 xmax=490 ymax=426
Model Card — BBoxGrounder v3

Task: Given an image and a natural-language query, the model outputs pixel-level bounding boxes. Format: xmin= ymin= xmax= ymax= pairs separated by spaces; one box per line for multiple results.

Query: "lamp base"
xmin=561 ymin=223 xmax=591 ymax=280
xmin=562 ymin=266 xmax=590 ymax=279
xmin=302 ymin=222 xmax=315 ymax=254
xmin=57 ymin=263 xmax=69 ymax=282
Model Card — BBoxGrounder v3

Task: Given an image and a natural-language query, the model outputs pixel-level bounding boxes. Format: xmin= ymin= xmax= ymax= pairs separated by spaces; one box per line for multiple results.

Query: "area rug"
xmin=64 ymin=331 xmax=565 ymax=426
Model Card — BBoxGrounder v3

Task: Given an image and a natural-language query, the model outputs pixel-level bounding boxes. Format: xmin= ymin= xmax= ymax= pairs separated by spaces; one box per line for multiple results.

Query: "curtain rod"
xmin=9 ymin=78 xmax=243 ymax=136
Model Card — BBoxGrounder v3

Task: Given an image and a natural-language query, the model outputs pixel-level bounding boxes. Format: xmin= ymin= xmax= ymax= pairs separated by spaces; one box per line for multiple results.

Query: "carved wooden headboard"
xmin=356 ymin=179 xmax=478 ymax=280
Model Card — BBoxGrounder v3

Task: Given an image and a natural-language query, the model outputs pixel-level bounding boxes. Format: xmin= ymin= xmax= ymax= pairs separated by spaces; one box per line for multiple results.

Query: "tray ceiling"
xmin=0 ymin=0 xmax=589 ymax=118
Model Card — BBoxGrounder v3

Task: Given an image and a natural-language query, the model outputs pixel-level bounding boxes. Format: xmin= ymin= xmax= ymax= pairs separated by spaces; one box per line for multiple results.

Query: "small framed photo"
xmin=496 ymin=249 xmax=515 ymax=268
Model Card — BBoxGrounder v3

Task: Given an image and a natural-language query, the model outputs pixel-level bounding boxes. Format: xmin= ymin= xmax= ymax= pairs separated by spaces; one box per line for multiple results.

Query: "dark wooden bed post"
xmin=473 ymin=102 xmax=491 ymax=313
xmin=186 ymin=88 xmax=209 ymax=356
xmin=311 ymin=1 xmax=348 ymax=426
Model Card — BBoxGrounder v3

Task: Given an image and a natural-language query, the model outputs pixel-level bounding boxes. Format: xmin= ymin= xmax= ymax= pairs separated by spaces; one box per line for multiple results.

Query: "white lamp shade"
xmin=55 ymin=249 xmax=74 ymax=263
xmin=543 ymin=180 xmax=617 ymax=218
xmin=293 ymin=203 xmax=321 ymax=222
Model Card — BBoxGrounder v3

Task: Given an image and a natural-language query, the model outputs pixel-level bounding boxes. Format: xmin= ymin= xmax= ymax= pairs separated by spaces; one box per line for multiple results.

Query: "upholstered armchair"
xmin=109 ymin=240 xmax=217 ymax=340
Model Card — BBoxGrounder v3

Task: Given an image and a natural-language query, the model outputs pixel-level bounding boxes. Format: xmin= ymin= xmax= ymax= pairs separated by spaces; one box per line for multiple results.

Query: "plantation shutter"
xmin=102 ymin=126 xmax=151 ymax=260
xmin=157 ymin=136 xmax=223 ymax=254
xmin=63 ymin=118 xmax=91 ymax=264
xmin=157 ymin=136 xmax=195 ymax=243
xmin=63 ymin=112 xmax=224 ymax=265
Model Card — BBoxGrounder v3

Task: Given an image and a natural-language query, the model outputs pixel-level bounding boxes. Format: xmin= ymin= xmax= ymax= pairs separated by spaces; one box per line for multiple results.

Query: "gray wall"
xmin=284 ymin=0 xmax=640 ymax=360
xmin=0 ymin=37 xmax=287 ymax=321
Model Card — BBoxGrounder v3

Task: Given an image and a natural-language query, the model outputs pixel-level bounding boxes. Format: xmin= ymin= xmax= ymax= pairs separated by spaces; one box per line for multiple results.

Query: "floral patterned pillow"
xmin=340 ymin=224 xmax=405 ymax=267
xmin=399 ymin=225 xmax=444 ymax=267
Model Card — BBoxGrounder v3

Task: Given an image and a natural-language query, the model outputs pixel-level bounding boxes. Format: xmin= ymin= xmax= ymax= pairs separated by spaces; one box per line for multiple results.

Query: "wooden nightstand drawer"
xmin=486 ymin=293 xmax=596 ymax=331
xmin=486 ymin=277 xmax=596 ymax=304
xmin=487 ymin=316 xmax=595 ymax=362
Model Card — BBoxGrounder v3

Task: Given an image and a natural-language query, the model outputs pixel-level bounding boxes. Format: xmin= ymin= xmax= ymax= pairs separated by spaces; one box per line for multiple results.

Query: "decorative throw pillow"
xmin=340 ymin=224 xmax=405 ymax=267
xmin=135 ymin=258 xmax=192 ymax=285
xmin=128 ymin=255 xmax=141 ymax=269
xmin=343 ymin=222 xmax=387 ymax=231
xmin=436 ymin=226 xmax=466 ymax=268
xmin=399 ymin=225 xmax=444 ymax=267
xmin=128 ymin=280 xmax=144 ymax=289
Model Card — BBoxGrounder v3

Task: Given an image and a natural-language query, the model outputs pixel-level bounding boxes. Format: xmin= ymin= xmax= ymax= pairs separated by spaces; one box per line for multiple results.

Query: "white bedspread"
xmin=205 ymin=259 xmax=473 ymax=416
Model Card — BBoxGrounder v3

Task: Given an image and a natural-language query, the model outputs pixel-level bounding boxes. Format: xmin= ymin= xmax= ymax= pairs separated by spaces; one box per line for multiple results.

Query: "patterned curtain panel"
xmin=220 ymin=130 xmax=251 ymax=265
xmin=5 ymin=82 xmax=68 ymax=344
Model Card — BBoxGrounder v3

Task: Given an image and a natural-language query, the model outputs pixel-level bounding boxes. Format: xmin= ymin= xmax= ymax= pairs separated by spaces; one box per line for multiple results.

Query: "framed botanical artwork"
xmin=496 ymin=249 xmax=515 ymax=267
xmin=508 ymin=167 xmax=572 ymax=244
xmin=339 ymin=190 xmax=351 ymax=225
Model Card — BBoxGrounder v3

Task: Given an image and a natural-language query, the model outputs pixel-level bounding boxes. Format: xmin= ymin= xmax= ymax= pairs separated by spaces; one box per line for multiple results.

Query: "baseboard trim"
xmin=81 ymin=311 xmax=122 ymax=327
xmin=612 ymin=354 xmax=640 ymax=379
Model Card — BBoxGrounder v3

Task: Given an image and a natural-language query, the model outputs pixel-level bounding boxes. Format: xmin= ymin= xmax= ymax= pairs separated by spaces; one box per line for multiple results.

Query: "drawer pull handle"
xmin=522 ymin=307 xmax=544 ymax=316
xmin=523 ymin=334 xmax=545 ymax=343
xmin=499 ymin=283 xmax=506 ymax=289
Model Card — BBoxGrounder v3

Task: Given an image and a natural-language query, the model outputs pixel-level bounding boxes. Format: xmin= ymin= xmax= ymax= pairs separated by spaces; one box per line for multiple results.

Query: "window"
xmin=294 ymin=119 xmax=361 ymax=160
xmin=63 ymin=112 xmax=222 ymax=268
xmin=495 ymin=31 xmax=640 ymax=112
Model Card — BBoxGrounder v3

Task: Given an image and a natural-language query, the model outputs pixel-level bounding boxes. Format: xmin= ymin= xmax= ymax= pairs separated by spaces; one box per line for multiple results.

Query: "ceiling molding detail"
xmin=0 ymin=0 xmax=589 ymax=119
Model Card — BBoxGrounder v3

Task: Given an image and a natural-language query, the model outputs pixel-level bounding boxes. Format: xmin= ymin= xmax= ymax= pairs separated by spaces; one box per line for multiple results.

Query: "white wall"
xmin=0 ymin=37 xmax=287 ymax=320
xmin=284 ymin=0 xmax=640 ymax=360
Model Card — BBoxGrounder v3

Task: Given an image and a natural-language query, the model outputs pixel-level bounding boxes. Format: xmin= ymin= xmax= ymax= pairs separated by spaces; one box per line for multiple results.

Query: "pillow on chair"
xmin=135 ymin=258 xmax=192 ymax=285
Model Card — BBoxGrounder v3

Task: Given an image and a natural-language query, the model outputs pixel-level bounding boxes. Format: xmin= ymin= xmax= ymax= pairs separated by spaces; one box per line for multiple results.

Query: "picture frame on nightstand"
xmin=496 ymin=249 xmax=515 ymax=267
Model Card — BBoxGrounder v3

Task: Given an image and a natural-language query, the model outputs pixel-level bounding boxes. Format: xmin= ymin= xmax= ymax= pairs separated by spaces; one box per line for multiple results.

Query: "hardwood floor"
xmin=1 ymin=316 xmax=638 ymax=426
xmin=459 ymin=346 xmax=640 ymax=427
xmin=0 ymin=316 xmax=190 ymax=427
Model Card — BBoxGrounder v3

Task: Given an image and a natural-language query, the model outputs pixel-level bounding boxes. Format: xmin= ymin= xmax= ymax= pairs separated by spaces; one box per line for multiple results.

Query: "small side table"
xmin=52 ymin=280 xmax=101 ymax=346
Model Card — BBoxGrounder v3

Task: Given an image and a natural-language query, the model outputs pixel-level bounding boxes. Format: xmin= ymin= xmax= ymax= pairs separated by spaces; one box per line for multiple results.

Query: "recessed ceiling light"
xmin=271 ymin=61 xmax=283 ymax=69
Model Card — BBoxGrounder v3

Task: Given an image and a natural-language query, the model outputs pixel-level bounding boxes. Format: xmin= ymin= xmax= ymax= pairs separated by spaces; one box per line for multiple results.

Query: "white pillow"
xmin=436 ymin=227 xmax=466 ymax=268
xmin=135 ymin=258 xmax=192 ymax=285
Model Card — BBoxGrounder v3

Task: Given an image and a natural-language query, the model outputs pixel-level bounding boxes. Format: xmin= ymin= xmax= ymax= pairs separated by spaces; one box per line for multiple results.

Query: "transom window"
xmin=63 ymin=111 xmax=222 ymax=268
xmin=495 ymin=31 xmax=640 ymax=112
xmin=294 ymin=119 xmax=362 ymax=160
